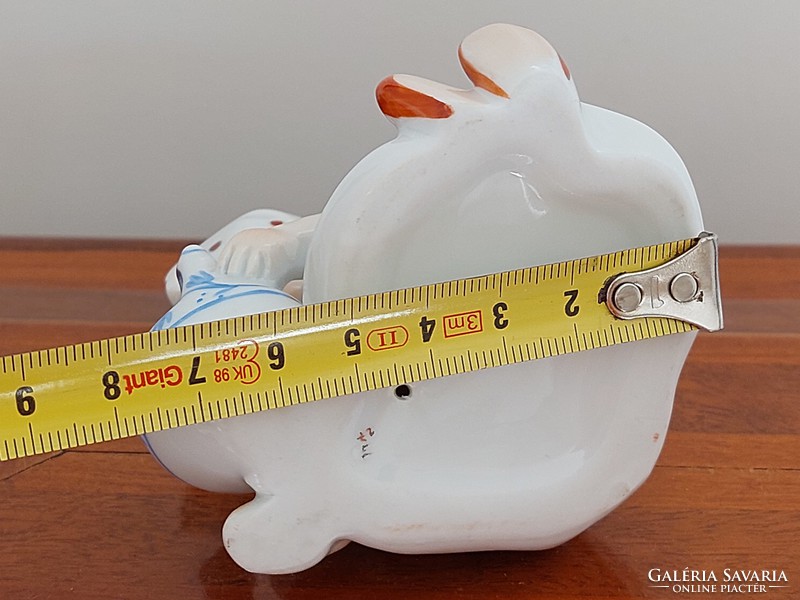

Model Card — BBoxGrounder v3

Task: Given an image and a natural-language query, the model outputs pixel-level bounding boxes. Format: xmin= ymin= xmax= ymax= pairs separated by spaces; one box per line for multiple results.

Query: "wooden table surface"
xmin=0 ymin=239 xmax=797 ymax=599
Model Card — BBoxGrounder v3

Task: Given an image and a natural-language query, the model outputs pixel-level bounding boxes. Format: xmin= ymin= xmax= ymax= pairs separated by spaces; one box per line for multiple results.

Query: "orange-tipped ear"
xmin=458 ymin=46 xmax=509 ymax=98
xmin=376 ymin=76 xmax=454 ymax=119
xmin=558 ymin=54 xmax=571 ymax=80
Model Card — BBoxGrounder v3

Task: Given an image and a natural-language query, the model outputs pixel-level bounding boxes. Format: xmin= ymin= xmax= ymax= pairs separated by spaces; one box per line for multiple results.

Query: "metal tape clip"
xmin=605 ymin=232 xmax=723 ymax=332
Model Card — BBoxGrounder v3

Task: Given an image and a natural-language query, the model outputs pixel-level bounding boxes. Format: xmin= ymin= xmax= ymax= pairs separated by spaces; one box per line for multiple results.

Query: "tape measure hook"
xmin=605 ymin=232 xmax=723 ymax=332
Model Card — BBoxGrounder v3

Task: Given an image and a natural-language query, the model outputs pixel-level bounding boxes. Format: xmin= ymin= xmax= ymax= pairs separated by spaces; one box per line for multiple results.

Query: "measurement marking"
xmin=506 ymin=344 xmax=515 ymax=363
xmin=278 ymin=378 xmax=286 ymax=408
xmin=354 ymin=363 xmax=363 ymax=393
xmin=196 ymin=391 xmax=206 ymax=422
xmin=114 ymin=407 xmax=121 ymax=437
xmin=401 ymin=364 xmax=412 ymax=384
xmin=392 ymin=362 xmax=401 ymax=386
xmin=655 ymin=319 xmax=665 ymax=337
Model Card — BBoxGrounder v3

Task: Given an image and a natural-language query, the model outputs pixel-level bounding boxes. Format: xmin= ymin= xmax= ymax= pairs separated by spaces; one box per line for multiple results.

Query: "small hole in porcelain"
xmin=394 ymin=384 xmax=412 ymax=400
xmin=176 ymin=269 xmax=184 ymax=292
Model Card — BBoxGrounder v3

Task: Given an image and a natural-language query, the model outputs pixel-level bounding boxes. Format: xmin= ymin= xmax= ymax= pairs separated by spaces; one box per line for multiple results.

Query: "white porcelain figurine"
xmin=144 ymin=23 xmax=704 ymax=573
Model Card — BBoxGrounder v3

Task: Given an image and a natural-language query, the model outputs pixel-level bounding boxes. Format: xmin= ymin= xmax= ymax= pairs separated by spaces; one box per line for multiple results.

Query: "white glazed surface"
xmin=144 ymin=24 xmax=704 ymax=574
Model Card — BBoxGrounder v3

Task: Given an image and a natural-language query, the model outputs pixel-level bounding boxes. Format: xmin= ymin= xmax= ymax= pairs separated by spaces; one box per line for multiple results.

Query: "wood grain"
xmin=0 ymin=240 xmax=797 ymax=599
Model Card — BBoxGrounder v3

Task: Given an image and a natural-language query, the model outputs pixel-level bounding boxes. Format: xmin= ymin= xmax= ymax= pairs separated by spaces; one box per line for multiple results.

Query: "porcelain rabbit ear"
xmin=458 ymin=23 xmax=573 ymax=98
xmin=376 ymin=75 xmax=468 ymax=120
xmin=175 ymin=245 xmax=218 ymax=294
xmin=376 ymin=23 xmax=574 ymax=124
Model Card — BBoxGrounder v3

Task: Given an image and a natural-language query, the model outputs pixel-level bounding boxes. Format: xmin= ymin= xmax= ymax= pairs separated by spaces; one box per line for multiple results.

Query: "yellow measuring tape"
xmin=0 ymin=234 xmax=722 ymax=461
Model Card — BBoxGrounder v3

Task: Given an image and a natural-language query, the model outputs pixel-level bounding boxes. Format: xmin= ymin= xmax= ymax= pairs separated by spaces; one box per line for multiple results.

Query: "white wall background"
xmin=1 ymin=1 xmax=798 ymax=243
